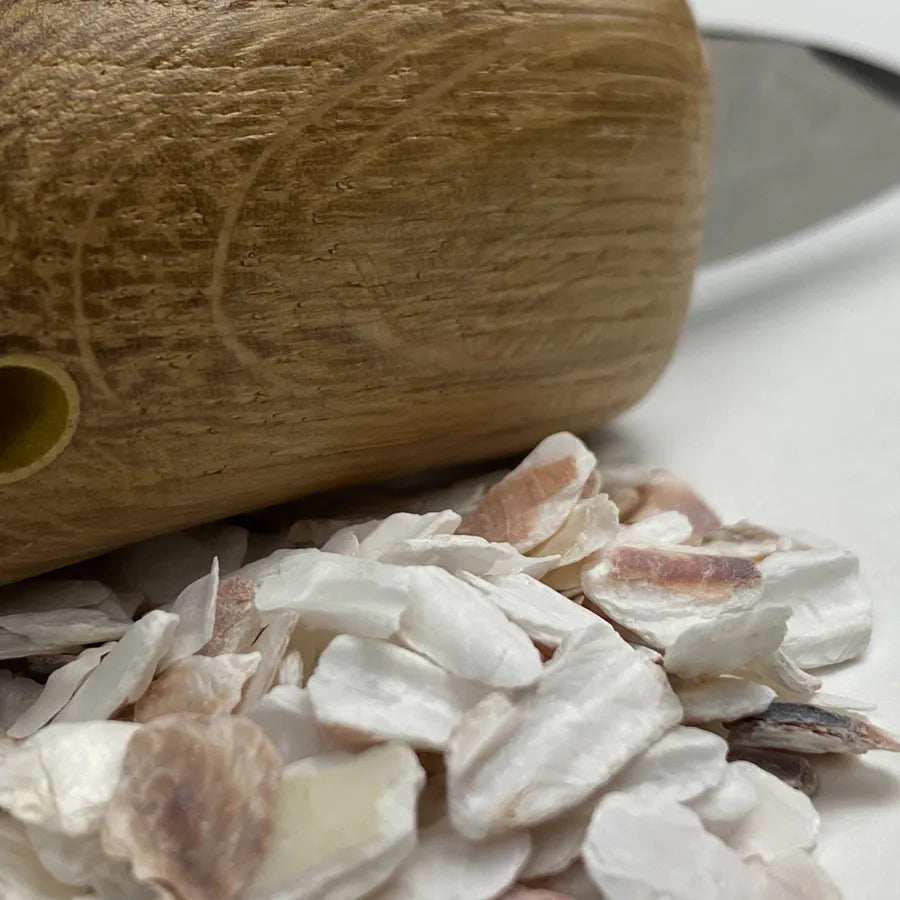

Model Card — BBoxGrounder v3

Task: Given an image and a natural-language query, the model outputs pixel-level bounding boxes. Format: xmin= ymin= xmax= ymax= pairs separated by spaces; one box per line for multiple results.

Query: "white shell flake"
xmin=752 ymin=850 xmax=841 ymax=899
xmin=53 ymin=610 xmax=179 ymax=723
xmin=674 ymin=677 xmax=777 ymax=725
xmin=582 ymin=792 xmax=763 ymax=900
xmin=0 ymin=607 xmax=130 ymax=653
xmin=398 ymin=569 xmax=542 ymax=689
xmin=373 ymin=818 xmax=530 ymax=900
xmin=530 ymin=495 xmax=619 ymax=567
xmin=159 ymin=558 xmax=220 ymax=669
xmin=0 ymin=670 xmax=42 ymax=730
xmin=238 ymin=610 xmax=300 ymax=711
xmin=8 ymin=645 xmax=112 ymax=739
xmin=0 ymin=814 xmax=83 ymax=899
xmin=244 ymin=685 xmax=342 ymax=764
xmin=24 ymin=826 xmax=159 ymax=900
xmin=614 ymin=511 xmax=693 ymax=547
xmin=663 ymin=605 xmax=790 ymax=681
xmin=244 ymin=743 xmax=424 ymax=900
xmin=460 ymin=573 xmax=598 ymax=649
xmin=0 ymin=579 xmax=118 ymax=616
xmin=757 ymin=541 xmax=873 ymax=668
xmin=520 ymin=799 xmax=595 ymax=879
xmin=308 ymin=635 xmax=488 ymax=750
xmin=459 ymin=433 xmax=597 ymax=551
xmin=609 ymin=726 xmax=729 ymax=804
xmin=446 ymin=625 xmax=682 ymax=839
xmin=687 ymin=764 xmax=760 ymax=842
xmin=355 ymin=511 xmax=462 ymax=560
xmin=238 ymin=550 xmax=410 ymax=639
xmin=724 ymin=762 xmax=819 ymax=862
xmin=0 ymin=721 xmax=139 ymax=835
xmin=380 ymin=534 xmax=559 ymax=578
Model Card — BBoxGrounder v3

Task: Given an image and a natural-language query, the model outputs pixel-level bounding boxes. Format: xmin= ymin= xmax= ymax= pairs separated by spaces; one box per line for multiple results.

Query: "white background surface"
xmin=604 ymin=186 xmax=900 ymax=897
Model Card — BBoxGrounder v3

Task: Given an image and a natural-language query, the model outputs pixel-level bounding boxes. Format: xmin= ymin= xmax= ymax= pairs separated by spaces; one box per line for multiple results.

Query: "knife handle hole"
xmin=0 ymin=355 xmax=80 ymax=484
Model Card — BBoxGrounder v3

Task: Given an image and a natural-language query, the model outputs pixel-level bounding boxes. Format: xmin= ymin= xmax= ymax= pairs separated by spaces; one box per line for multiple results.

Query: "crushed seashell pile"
xmin=0 ymin=433 xmax=888 ymax=899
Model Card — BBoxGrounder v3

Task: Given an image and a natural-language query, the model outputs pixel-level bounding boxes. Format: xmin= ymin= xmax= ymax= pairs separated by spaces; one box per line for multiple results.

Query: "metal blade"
xmin=701 ymin=37 xmax=900 ymax=262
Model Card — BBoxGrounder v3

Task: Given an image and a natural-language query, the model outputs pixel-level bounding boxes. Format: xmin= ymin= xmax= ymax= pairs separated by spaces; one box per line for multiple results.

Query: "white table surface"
xmin=599 ymin=183 xmax=900 ymax=897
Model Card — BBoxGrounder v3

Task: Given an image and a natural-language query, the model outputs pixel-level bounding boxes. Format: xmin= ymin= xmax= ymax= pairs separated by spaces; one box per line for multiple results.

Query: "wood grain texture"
xmin=0 ymin=0 xmax=711 ymax=584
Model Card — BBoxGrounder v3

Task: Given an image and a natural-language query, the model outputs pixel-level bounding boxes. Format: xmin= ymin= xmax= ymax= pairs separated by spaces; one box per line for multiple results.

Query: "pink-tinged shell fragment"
xmin=245 ymin=744 xmax=424 ymax=900
xmin=197 ymin=576 xmax=261 ymax=657
xmin=101 ymin=714 xmax=282 ymax=900
xmin=134 ymin=653 xmax=260 ymax=722
xmin=459 ymin=433 xmax=597 ymax=552
xmin=581 ymin=545 xmax=762 ymax=649
xmin=583 ymin=793 xmax=764 ymax=900
xmin=308 ymin=636 xmax=488 ymax=751
xmin=447 ymin=625 xmax=682 ymax=839
xmin=623 ymin=469 xmax=721 ymax=539
xmin=54 ymin=610 xmax=179 ymax=723
xmin=373 ymin=818 xmax=529 ymax=900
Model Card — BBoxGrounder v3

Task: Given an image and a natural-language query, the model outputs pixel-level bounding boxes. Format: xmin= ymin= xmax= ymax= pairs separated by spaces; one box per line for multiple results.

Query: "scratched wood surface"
xmin=0 ymin=0 xmax=711 ymax=584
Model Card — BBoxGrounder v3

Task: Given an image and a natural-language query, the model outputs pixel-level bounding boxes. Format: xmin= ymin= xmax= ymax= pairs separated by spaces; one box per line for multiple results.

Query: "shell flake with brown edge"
xmin=726 ymin=702 xmax=900 ymax=755
xmin=101 ymin=714 xmax=282 ymax=900
xmin=458 ymin=433 xmax=597 ymax=552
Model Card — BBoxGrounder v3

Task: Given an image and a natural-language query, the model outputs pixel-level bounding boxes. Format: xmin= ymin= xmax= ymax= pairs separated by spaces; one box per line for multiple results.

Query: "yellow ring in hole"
xmin=0 ymin=355 xmax=80 ymax=484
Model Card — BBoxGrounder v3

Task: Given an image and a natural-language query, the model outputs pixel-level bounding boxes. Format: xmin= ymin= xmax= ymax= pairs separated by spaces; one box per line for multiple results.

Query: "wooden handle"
xmin=0 ymin=0 xmax=711 ymax=583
